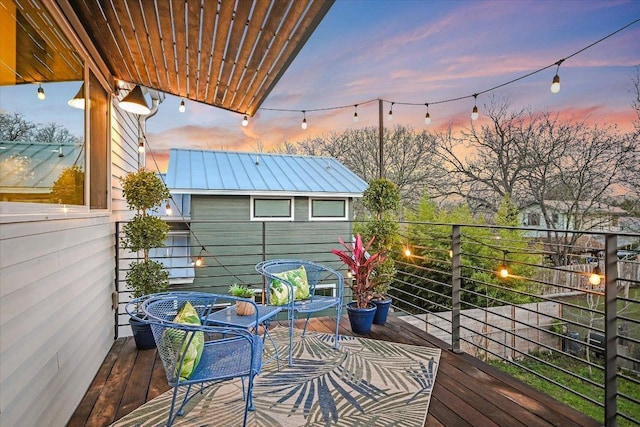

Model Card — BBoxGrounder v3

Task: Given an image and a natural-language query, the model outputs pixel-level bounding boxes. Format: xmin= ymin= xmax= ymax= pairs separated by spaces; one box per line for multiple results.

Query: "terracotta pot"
xmin=236 ymin=298 xmax=256 ymax=316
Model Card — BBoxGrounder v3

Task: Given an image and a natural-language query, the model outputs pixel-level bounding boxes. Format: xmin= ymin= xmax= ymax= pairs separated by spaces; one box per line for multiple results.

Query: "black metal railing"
xmin=114 ymin=219 xmax=640 ymax=426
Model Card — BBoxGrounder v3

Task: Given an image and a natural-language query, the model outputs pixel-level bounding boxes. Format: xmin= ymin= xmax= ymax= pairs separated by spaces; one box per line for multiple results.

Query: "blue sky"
xmin=145 ymin=0 xmax=640 ymax=171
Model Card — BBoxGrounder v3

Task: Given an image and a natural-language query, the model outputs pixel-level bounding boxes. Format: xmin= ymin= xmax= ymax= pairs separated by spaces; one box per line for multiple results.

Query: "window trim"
xmin=250 ymin=196 xmax=294 ymax=221
xmin=0 ymin=0 xmax=112 ymax=219
xmin=308 ymin=198 xmax=349 ymax=221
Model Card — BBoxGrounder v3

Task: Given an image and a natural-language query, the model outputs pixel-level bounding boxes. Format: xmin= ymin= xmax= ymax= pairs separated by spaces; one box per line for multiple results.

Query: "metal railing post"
xmin=451 ymin=225 xmax=462 ymax=353
xmin=114 ymin=221 xmax=120 ymax=340
xmin=604 ymin=234 xmax=618 ymax=426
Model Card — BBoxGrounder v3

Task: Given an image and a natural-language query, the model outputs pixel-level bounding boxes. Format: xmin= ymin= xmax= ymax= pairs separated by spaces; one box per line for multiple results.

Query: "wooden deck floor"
xmin=68 ymin=315 xmax=600 ymax=427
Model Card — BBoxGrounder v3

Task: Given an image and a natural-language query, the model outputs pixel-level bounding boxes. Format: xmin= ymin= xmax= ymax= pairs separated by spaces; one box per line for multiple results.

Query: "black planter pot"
xmin=129 ymin=316 xmax=156 ymax=350
xmin=346 ymin=302 xmax=377 ymax=334
xmin=372 ymin=298 xmax=392 ymax=325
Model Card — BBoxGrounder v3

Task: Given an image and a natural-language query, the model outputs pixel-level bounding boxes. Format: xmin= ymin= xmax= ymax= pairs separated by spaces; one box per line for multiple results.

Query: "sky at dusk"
xmin=3 ymin=1 xmax=638 ymax=173
xmin=144 ymin=0 xmax=640 ymax=172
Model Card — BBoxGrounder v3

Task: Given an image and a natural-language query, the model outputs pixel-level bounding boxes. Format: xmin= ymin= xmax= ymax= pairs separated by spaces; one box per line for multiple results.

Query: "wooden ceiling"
xmin=66 ymin=0 xmax=335 ymax=116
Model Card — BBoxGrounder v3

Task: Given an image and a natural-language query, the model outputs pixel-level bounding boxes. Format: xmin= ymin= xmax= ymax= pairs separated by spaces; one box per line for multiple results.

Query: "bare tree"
xmin=32 ymin=122 xmax=80 ymax=144
xmin=278 ymin=125 xmax=445 ymax=209
xmin=436 ymin=97 xmax=636 ymax=265
xmin=0 ymin=111 xmax=33 ymax=141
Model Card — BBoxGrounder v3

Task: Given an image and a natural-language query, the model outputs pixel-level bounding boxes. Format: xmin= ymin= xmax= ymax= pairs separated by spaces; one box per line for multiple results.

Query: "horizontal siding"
xmin=0 ymin=91 xmax=140 ymax=427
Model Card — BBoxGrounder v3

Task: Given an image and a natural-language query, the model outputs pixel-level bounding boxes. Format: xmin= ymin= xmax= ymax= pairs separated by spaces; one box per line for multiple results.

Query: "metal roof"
xmin=164 ymin=148 xmax=368 ymax=197
xmin=64 ymin=0 xmax=335 ymax=116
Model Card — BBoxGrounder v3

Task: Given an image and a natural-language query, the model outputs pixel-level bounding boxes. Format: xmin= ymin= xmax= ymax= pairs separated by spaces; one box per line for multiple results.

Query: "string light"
xmin=550 ymin=59 xmax=564 ymax=93
xmin=404 ymin=247 xmax=412 ymax=257
xmin=37 ymin=84 xmax=45 ymax=100
xmin=242 ymin=115 xmax=249 ymax=126
xmin=497 ymin=252 xmax=509 ymax=278
xmin=256 ymin=19 xmax=639 ymax=126
xmin=353 ymin=105 xmax=359 ymax=122
xmin=194 ymin=246 xmax=205 ymax=267
xmin=424 ymin=103 xmax=431 ymax=125
xmin=301 ymin=111 xmax=307 ymax=129
xmin=138 ymin=139 xmax=145 ymax=153
xmin=179 ymin=99 xmax=186 ymax=112
xmin=165 ymin=202 xmax=172 ymax=216
xmin=471 ymin=94 xmax=479 ymax=121
xmin=589 ymin=264 xmax=602 ymax=286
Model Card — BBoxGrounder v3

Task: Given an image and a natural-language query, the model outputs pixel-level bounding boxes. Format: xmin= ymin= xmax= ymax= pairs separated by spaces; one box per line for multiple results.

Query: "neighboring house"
xmin=0 ymin=2 xmax=333 ymax=426
xmin=519 ymin=200 xmax=628 ymax=237
xmin=157 ymin=148 xmax=368 ymax=295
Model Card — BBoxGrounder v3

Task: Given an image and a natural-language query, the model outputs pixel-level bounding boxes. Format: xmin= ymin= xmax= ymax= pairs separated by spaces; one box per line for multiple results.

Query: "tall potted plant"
xmin=358 ymin=178 xmax=400 ymax=324
xmin=332 ymin=234 xmax=386 ymax=334
xmin=120 ymin=168 xmax=171 ymax=349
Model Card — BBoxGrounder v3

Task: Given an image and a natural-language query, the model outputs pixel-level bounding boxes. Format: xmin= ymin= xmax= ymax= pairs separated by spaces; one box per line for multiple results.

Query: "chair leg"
xmin=166 ymin=385 xmax=181 ymax=427
xmin=243 ymin=373 xmax=257 ymax=426
xmin=301 ymin=313 xmax=312 ymax=337
xmin=176 ymin=383 xmax=193 ymax=416
xmin=334 ymin=304 xmax=342 ymax=350
xmin=288 ymin=309 xmax=294 ymax=366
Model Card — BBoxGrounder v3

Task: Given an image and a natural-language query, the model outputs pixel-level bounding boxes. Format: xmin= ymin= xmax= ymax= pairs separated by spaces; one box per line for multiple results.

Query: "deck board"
xmin=68 ymin=314 xmax=600 ymax=427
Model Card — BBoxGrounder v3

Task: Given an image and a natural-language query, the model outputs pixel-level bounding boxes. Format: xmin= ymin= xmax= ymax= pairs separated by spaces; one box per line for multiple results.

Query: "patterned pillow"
xmin=270 ymin=265 xmax=310 ymax=306
xmin=170 ymin=301 xmax=204 ymax=380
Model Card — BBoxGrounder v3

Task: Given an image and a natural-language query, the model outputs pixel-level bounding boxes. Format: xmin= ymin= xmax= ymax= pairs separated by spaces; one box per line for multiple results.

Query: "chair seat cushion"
xmin=169 ymin=301 xmax=204 ymax=380
xmin=270 ymin=265 xmax=310 ymax=305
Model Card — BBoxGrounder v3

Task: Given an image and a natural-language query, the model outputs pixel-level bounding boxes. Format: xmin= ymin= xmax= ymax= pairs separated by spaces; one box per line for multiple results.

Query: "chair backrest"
xmin=256 ymin=259 xmax=344 ymax=301
xmin=141 ymin=292 xmax=260 ymax=385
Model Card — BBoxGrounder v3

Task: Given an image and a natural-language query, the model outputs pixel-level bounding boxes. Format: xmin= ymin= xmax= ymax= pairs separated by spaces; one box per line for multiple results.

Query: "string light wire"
xmin=259 ymin=18 xmax=640 ymax=117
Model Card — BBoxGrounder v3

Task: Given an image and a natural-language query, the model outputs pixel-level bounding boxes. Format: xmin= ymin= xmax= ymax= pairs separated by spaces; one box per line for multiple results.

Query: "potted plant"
xmin=228 ymin=283 xmax=256 ymax=316
xmin=120 ymin=168 xmax=171 ymax=349
xmin=332 ymin=233 xmax=386 ymax=334
xmin=358 ymin=178 xmax=400 ymax=325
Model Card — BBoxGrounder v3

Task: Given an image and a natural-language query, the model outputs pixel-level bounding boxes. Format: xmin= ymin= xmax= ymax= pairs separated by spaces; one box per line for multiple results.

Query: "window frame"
xmin=250 ymin=196 xmax=294 ymax=221
xmin=308 ymin=198 xmax=349 ymax=221
xmin=0 ymin=0 xmax=112 ymax=221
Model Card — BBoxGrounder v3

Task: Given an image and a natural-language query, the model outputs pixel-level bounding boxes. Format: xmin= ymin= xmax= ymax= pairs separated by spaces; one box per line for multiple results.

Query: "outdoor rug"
xmin=111 ymin=327 xmax=441 ymax=427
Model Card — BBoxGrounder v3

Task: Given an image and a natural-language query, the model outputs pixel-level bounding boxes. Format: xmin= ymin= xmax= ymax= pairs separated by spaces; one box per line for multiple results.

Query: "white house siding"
xmin=0 ymin=103 xmax=139 ymax=426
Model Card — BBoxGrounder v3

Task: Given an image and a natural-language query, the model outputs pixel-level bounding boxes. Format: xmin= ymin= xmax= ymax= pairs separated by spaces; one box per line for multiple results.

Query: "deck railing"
xmin=114 ymin=220 xmax=640 ymax=426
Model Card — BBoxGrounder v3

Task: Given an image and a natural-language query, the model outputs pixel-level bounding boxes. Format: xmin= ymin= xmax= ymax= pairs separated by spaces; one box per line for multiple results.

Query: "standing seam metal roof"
xmin=165 ymin=148 xmax=368 ymax=196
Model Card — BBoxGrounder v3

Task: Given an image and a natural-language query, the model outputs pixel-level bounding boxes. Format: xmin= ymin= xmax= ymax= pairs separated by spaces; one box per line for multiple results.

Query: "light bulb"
xmin=138 ymin=141 xmax=145 ymax=153
xmin=37 ymin=85 xmax=45 ymax=100
xmin=387 ymin=109 xmax=393 ymax=121
xmin=242 ymin=115 xmax=249 ymax=127
xmin=550 ymin=74 xmax=560 ymax=93
xmin=498 ymin=265 xmax=509 ymax=278
xmin=404 ymin=248 xmax=411 ymax=257
xmin=353 ymin=111 xmax=358 ymax=122
xmin=424 ymin=112 xmax=431 ymax=125
xmin=589 ymin=272 xmax=601 ymax=286
xmin=471 ymin=105 xmax=479 ymax=121
xmin=448 ymin=249 xmax=453 ymax=258
xmin=301 ymin=118 xmax=307 ymax=129
xmin=179 ymin=99 xmax=185 ymax=112
xmin=165 ymin=202 xmax=172 ymax=216
xmin=195 ymin=256 xmax=203 ymax=267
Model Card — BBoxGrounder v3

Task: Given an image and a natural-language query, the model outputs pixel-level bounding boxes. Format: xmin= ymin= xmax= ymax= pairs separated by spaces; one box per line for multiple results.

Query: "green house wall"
xmin=178 ymin=195 xmax=354 ymax=305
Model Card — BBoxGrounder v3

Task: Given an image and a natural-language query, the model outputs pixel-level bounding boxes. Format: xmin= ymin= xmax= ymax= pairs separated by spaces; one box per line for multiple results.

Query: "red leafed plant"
xmin=332 ymin=233 xmax=387 ymax=309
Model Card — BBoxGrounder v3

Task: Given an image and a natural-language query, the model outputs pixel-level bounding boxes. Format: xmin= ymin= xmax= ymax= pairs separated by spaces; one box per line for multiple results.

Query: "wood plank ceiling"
xmin=66 ymin=0 xmax=335 ymax=116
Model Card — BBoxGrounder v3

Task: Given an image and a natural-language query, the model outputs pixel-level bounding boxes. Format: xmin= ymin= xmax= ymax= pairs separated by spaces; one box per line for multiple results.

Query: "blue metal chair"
xmin=141 ymin=292 xmax=263 ymax=427
xmin=255 ymin=259 xmax=344 ymax=366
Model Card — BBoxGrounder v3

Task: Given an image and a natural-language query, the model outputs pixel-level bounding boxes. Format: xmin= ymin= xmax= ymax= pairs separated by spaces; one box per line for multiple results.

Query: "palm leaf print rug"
xmin=111 ymin=327 xmax=441 ymax=427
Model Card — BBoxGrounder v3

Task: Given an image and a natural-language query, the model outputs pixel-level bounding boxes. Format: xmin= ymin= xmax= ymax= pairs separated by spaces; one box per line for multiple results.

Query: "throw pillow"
xmin=270 ymin=265 xmax=310 ymax=306
xmin=170 ymin=301 xmax=204 ymax=381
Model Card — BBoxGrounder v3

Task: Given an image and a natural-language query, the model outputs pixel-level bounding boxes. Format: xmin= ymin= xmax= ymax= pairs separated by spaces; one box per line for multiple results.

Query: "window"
xmin=149 ymin=231 xmax=195 ymax=284
xmin=0 ymin=0 xmax=109 ymax=215
xmin=551 ymin=213 xmax=560 ymax=226
xmin=527 ymin=213 xmax=540 ymax=226
xmin=309 ymin=198 xmax=348 ymax=221
xmin=251 ymin=197 xmax=293 ymax=221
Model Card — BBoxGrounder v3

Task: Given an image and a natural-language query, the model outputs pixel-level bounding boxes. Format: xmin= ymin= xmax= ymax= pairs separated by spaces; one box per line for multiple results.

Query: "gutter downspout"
xmin=138 ymin=97 xmax=161 ymax=169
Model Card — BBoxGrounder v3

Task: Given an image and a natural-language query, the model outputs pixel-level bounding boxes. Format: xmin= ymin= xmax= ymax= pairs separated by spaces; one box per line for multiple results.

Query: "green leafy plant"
xmin=120 ymin=168 xmax=171 ymax=299
xmin=51 ymin=165 xmax=85 ymax=205
xmin=332 ymin=233 xmax=387 ymax=309
xmin=358 ymin=178 xmax=400 ymax=298
xmin=228 ymin=283 xmax=255 ymax=298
